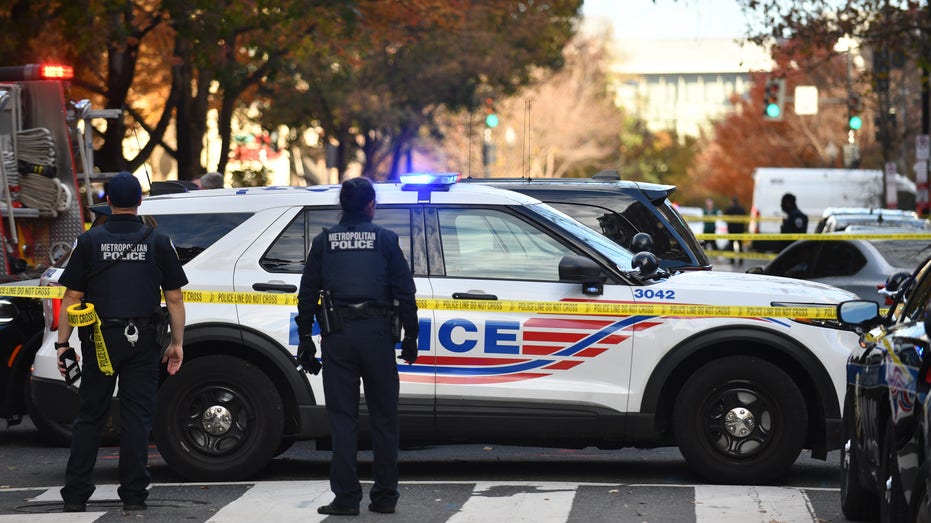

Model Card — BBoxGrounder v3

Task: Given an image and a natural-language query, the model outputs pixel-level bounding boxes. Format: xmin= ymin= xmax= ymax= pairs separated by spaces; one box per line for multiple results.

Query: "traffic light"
xmin=847 ymin=91 xmax=863 ymax=131
xmin=762 ymin=77 xmax=785 ymax=121
xmin=483 ymin=97 xmax=498 ymax=128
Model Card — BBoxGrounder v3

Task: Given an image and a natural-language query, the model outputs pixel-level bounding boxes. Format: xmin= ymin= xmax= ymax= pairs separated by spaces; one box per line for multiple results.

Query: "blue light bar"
xmin=400 ymin=172 xmax=460 ymax=186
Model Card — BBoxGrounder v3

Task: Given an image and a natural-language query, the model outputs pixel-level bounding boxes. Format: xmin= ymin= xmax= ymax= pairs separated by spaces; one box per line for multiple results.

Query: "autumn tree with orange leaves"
xmin=689 ymin=41 xmax=857 ymax=206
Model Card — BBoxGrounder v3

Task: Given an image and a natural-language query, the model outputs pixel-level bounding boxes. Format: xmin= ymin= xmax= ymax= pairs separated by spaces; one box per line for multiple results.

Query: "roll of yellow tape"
xmin=66 ymin=302 xmax=113 ymax=376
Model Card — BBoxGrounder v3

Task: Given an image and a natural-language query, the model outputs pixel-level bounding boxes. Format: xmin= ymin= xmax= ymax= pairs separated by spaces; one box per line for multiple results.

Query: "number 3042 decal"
xmin=633 ymin=289 xmax=676 ymax=300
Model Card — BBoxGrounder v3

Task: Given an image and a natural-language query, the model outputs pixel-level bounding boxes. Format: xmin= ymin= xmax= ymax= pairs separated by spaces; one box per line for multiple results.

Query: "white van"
xmin=750 ymin=168 xmax=917 ymax=234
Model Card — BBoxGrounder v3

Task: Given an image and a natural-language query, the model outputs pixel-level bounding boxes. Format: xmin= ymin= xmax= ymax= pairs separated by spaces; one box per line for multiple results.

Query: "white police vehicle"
xmin=30 ymin=174 xmax=860 ymax=484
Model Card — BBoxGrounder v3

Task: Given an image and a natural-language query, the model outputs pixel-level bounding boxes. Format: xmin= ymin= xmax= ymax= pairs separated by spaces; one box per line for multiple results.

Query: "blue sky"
xmin=582 ymin=0 xmax=748 ymax=40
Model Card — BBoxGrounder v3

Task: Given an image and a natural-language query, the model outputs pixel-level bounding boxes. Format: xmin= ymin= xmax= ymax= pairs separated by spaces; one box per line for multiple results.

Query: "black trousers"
xmin=60 ymin=322 xmax=160 ymax=506
xmin=321 ymin=316 xmax=400 ymax=509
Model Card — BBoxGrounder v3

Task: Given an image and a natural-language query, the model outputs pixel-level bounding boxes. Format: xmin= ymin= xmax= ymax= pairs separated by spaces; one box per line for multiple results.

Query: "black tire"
xmin=672 ymin=355 xmax=807 ymax=484
xmin=908 ymin=462 xmax=931 ymax=523
xmin=840 ymin=397 xmax=879 ymax=520
xmin=153 ymin=355 xmax=284 ymax=482
xmin=880 ymin=424 xmax=907 ymax=522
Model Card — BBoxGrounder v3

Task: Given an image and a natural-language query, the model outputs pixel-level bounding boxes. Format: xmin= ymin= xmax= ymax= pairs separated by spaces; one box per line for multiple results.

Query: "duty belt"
xmin=336 ymin=302 xmax=393 ymax=320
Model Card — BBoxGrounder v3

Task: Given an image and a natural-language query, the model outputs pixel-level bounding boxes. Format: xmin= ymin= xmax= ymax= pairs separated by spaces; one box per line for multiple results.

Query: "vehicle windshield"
xmin=656 ymin=201 xmax=710 ymax=265
xmin=871 ymin=239 xmax=931 ymax=270
xmin=528 ymin=202 xmax=635 ymax=269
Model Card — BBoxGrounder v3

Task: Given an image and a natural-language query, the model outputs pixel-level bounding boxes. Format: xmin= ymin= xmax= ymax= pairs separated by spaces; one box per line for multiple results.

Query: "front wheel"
xmin=154 ymin=355 xmax=284 ymax=482
xmin=672 ymin=355 xmax=807 ymax=484
xmin=908 ymin=462 xmax=931 ymax=523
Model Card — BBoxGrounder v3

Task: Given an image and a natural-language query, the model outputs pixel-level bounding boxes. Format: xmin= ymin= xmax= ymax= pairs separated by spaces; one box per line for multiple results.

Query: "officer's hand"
xmin=297 ymin=337 xmax=322 ymax=375
xmin=398 ymin=337 xmax=418 ymax=365
xmin=162 ymin=342 xmax=183 ymax=376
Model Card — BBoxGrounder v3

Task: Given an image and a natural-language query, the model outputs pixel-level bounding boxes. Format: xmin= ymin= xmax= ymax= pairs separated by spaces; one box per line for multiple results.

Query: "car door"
xmin=426 ymin=205 xmax=635 ymax=440
xmin=232 ymin=205 xmax=435 ymax=433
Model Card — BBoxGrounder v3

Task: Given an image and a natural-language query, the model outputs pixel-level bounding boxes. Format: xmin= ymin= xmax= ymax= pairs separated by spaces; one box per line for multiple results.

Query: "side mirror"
xmin=837 ymin=300 xmax=881 ymax=326
xmin=884 ymin=271 xmax=912 ymax=294
xmin=558 ymin=255 xmax=605 ymax=296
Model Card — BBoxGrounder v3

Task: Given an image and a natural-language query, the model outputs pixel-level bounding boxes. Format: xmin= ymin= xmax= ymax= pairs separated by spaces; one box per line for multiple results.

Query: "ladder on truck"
xmin=0 ymin=64 xmax=121 ymax=280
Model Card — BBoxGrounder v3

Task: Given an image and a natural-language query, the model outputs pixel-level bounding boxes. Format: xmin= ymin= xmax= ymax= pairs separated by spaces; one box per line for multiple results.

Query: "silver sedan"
xmin=746 ymin=231 xmax=931 ymax=305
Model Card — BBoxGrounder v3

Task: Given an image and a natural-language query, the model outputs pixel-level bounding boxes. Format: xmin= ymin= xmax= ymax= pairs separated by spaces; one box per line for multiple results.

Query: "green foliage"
xmin=230 ymin=165 xmax=270 ymax=187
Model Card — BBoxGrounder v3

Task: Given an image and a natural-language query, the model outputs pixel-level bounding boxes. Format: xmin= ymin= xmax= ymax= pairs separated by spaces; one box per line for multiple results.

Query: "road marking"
xmin=447 ymin=481 xmax=576 ymax=523
xmin=207 ymin=480 xmax=331 ymax=523
xmin=694 ymin=485 xmax=815 ymax=522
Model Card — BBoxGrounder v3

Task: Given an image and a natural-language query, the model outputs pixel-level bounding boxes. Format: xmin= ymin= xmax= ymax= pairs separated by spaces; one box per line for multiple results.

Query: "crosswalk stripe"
xmin=207 ymin=480 xmax=331 ymax=523
xmin=0 ymin=515 xmax=105 ymax=522
xmin=29 ymin=484 xmax=120 ymax=503
xmin=694 ymin=485 xmax=815 ymax=522
xmin=447 ymin=482 xmax=577 ymax=523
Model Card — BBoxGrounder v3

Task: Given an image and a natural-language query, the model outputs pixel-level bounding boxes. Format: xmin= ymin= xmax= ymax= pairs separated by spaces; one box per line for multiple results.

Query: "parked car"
xmin=745 ymin=232 xmax=931 ymax=305
xmin=837 ymin=255 xmax=931 ymax=521
xmin=814 ymin=207 xmax=929 ymax=233
xmin=0 ymin=289 xmax=44 ymax=427
xmin=467 ymin=172 xmax=711 ymax=270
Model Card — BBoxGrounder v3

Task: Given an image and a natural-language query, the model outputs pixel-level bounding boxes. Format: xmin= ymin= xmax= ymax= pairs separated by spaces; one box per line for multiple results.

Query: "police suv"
xmin=30 ymin=174 xmax=859 ymax=484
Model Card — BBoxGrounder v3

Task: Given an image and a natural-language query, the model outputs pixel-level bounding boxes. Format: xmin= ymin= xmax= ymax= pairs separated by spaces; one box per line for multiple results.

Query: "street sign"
xmin=794 ymin=86 xmax=818 ymax=115
xmin=917 ymin=134 xmax=930 ymax=161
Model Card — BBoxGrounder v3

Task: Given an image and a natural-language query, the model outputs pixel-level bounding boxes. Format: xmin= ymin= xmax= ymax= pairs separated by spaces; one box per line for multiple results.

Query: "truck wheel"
xmin=154 ymin=355 xmax=284 ymax=482
xmin=840 ymin=397 xmax=879 ymax=520
xmin=880 ymin=424 xmax=907 ymax=522
xmin=672 ymin=355 xmax=807 ymax=484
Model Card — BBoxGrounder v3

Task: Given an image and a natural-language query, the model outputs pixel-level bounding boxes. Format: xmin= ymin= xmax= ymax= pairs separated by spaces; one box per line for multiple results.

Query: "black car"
xmin=839 ymin=256 xmax=931 ymax=522
xmin=0 ymin=289 xmax=46 ymax=427
xmin=465 ymin=171 xmax=711 ymax=270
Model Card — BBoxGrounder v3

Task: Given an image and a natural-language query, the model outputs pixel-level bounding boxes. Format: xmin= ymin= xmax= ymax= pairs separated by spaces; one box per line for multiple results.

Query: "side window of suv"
xmin=437 ymin=208 xmax=572 ymax=281
xmin=261 ymin=208 xmax=413 ymax=273
xmin=146 ymin=213 xmax=252 ymax=264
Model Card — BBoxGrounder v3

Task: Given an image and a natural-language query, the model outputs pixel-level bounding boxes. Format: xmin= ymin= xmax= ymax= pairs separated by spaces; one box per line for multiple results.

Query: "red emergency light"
xmin=0 ymin=63 xmax=73 ymax=82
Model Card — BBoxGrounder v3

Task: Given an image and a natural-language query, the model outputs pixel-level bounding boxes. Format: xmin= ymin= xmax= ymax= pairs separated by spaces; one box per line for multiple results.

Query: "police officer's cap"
xmin=339 ymin=177 xmax=375 ymax=213
xmin=108 ymin=171 xmax=143 ymax=208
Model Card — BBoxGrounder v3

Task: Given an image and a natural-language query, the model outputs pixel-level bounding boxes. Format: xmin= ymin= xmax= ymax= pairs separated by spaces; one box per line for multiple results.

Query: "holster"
xmin=317 ymin=290 xmax=342 ymax=336
xmin=391 ymin=299 xmax=401 ymax=343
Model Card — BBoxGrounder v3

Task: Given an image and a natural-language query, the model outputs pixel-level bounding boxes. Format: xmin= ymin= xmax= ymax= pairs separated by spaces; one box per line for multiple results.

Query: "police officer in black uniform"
xmin=296 ymin=177 xmax=418 ymax=516
xmin=779 ymin=192 xmax=808 ymax=251
xmin=55 ymin=171 xmax=188 ymax=513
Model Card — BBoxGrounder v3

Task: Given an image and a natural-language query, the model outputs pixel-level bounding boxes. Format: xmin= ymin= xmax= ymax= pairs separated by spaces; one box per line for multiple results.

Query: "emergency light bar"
xmin=399 ymin=172 xmax=460 ymax=186
xmin=0 ymin=63 xmax=73 ymax=82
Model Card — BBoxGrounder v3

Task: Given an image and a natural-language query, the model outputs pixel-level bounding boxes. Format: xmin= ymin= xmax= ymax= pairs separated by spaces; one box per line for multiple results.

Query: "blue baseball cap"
xmin=108 ymin=171 xmax=142 ymax=207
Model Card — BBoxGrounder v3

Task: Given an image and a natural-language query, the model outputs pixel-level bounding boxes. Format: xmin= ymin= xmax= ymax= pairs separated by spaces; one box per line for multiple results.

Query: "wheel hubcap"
xmin=724 ymin=407 xmax=756 ymax=437
xmin=201 ymin=405 xmax=233 ymax=436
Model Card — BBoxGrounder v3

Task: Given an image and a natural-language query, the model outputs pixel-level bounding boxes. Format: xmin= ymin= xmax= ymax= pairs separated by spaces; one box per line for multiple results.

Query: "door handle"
xmin=452 ymin=292 xmax=498 ymax=300
xmin=253 ymin=283 xmax=297 ymax=293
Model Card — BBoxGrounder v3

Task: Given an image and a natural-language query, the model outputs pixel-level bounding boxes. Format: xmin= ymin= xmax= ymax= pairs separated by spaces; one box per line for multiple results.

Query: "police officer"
xmin=296 ymin=176 xmax=418 ymax=516
xmin=779 ymin=192 xmax=808 ymax=251
xmin=55 ymin=171 xmax=188 ymax=513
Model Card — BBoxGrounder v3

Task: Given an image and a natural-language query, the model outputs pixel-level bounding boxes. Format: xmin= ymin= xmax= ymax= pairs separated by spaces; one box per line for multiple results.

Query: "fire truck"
xmin=0 ymin=63 xmax=119 ymax=430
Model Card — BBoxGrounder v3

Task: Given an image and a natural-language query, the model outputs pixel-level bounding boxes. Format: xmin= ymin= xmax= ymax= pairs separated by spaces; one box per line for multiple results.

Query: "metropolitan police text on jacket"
xmin=328 ymin=231 xmax=376 ymax=250
xmin=99 ymin=243 xmax=149 ymax=260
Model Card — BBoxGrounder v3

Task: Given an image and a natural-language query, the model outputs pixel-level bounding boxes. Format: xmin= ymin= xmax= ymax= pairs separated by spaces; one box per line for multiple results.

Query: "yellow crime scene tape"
xmin=65 ymin=302 xmax=114 ymax=375
xmin=696 ymin=232 xmax=931 ymax=241
xmin=0 ymin=285 xmax=840 ymax=319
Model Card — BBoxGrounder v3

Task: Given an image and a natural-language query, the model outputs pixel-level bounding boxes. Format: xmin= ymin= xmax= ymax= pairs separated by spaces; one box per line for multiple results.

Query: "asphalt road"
xmin=0 ymin=416 xmax=850 ymax=522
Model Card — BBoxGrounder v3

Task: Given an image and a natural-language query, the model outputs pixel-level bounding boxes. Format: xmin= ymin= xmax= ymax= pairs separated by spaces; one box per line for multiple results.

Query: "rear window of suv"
xmin=54 ymin=212 xmax=253 ymax=267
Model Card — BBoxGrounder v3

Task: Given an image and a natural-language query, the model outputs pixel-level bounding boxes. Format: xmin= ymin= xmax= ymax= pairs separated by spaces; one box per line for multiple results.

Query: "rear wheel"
xmin=154 ymin=355 xmax=284 ymax=481
xmin=673 ymin=356 xmax=807 ymax=484
xmin=880 ymin=424 xmax=907 ymax=522
xmin=840 ymin=398 xmax=879 ymax=520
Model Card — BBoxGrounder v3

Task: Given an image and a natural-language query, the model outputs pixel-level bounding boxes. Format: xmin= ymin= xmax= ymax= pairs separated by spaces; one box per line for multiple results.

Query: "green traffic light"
xmin=848 ymin=115 xmax=863 ymax=130
xmin=485 ymin=113 xmax=499 ymax=128
xmin=765 ymin=103 xmax=781 ymax=118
